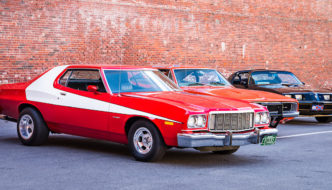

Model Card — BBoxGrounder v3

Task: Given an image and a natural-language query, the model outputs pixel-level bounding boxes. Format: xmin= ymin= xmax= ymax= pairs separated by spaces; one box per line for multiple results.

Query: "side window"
xmin=59 ymin=69 xmax=106 ymax=93
xmin=168 ymin=71 xmax=174 ymax=81
xmin=239 ymin=72 xmax=249 ymax=84
xmin=232 ymin=73 xmax=241 ymax=84
xmin=159 ymin=69 xmax=170 ymax=76
xmin=158 ymin=69 xmax=174 ymax=81
xmin=59 ymin=70 xmax=72 ymax=86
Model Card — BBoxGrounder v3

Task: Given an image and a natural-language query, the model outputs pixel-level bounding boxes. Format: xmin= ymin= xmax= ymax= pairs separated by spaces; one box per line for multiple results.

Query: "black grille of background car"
xmin=283 ymin=103 xmax=291 ymax=111
xmin=258 ymin=102 xmax=297 ymax=116
xmin=209 ymin=112 xmax=254 ymax=132
xmin=266 ymin=104 xmax=282 ymax=113
xmin=299 ymin=104 xmax=311 ymax=110
xmin=325 ymin=105 xmax=332 ymax=109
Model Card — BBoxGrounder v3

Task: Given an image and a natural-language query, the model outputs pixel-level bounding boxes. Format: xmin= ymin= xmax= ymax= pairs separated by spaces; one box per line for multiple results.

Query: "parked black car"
xmin=229 ymin=70 xmax=332 ymax=123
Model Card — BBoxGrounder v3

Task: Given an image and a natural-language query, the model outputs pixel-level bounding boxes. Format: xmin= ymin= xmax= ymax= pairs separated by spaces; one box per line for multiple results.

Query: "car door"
xmin=52 ymin=68 xmax=110 ymax=137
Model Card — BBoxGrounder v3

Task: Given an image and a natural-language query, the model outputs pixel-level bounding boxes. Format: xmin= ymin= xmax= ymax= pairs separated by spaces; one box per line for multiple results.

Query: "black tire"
xmin=212 ymin=146 xmax=240 ymax=155
xmin=128 ymin=120 xmax=166 ymax=162
xmin=17 ymin=107 xmax=49 ymax=146
xmin=315 ymin=117 xmax=332 ymax=123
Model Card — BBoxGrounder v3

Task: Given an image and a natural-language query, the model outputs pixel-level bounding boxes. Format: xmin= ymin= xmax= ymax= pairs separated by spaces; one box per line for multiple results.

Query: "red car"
xmin=0 ymin=65 xmax=277 ymax=162
xmin=158 ymin=67 xmax=299 ymax=127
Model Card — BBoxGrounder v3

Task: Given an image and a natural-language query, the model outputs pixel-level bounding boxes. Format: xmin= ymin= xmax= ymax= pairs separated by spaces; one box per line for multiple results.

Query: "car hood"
xmin=113 ymin=91 xmax=256 ymax=123
xmin=181 ymin=86 xmax=297 ymax=103
xmin=255 ymin=84 xmax=332 ymax=94
xmin=122 ymin=91 xmax=254 ymax=111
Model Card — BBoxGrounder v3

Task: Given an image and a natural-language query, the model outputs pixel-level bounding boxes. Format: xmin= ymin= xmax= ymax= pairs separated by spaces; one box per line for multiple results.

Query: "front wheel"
xmin=128 ymin=120 xmax=166 ymax=162
xmin=315 ymin=117 xmax=332 ymax=123
xmin=17 ymin=107 xmax=49 ymax=146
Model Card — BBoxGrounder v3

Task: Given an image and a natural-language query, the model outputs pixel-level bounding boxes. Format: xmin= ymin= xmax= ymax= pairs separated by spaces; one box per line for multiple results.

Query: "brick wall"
xmin=0 ymin=0 xmax=331 ymax=88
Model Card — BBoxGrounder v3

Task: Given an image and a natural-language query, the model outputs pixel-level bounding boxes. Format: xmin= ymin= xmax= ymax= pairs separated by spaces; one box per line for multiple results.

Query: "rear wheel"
xmin=17 ymin=107 xmax=49 ymax=146
xmin=212 ymin=146 xmax=240 ymax=155
xmin=315 ymin=117 xmax=332 ymax=123
xmin=128 ymin=120 xmax=166 ymax=162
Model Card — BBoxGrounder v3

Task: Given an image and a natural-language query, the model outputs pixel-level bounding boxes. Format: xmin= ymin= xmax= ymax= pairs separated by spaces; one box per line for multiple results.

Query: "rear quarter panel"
xmin=0 ymin=83 xmax=29 ymax=119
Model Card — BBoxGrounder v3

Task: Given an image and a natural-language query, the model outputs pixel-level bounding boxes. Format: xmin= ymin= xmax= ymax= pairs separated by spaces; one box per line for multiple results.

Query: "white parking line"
xmin=277 ymin=131 xmax=332 ymax=139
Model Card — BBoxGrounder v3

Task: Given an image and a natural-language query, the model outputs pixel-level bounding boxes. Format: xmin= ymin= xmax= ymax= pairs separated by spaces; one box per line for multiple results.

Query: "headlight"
xmin=261 ymin=112 xmax=269 ymax=123
xmin=187 ymin=116 xmax=196 ymax=127
xmin=295 ymin=94 xmax=303 ymax=100
xmin=187 ymin=115 xmax=207 ymax=128
xmin=255 ymin=113 xmax=261 ymax=124
xmin=285 ymin=94 xmax=292 ymax=98
xmin=323 ymin=95 xmax=331 ymax=101
xmin=255 ymin=112 xmax=270 ymax=125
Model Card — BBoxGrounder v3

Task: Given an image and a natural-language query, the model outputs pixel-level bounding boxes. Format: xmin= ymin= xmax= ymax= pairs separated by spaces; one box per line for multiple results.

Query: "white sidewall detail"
xmin=25 ymin=66 xmax=180 ymax=123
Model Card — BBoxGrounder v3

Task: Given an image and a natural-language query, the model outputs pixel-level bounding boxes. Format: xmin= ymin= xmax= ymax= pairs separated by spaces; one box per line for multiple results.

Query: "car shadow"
xmin=159 ymin=148 xmax=269 ymax=167
xmin=0 ymin=135 xmax=269 ymax=167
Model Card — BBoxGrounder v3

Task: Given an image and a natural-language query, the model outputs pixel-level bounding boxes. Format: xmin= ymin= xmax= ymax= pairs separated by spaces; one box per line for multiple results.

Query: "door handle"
xmin=60 ymin=92 xmax=67 ymax=96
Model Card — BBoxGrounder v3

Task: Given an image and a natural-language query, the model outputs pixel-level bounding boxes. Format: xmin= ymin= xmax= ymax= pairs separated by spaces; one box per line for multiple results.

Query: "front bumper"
xmin=277 ymin=111 xmax=299 ymax=118
xmin=299 ymin=102 xmax=332 ymax=116
xmin=177 ymin=128 xmax=278 ymax=148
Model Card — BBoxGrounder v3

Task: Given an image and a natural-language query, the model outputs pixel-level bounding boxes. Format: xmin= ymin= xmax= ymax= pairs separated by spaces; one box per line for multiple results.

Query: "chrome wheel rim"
xmin=133 ymin=127 xmax=153 ymax=154
xmin=19 ymin=115 xmax=34 ymax=140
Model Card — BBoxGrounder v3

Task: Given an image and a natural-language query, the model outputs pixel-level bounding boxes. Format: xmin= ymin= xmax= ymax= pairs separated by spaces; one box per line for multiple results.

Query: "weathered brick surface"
xmin=0 ymin=0 xmax=331 ymax=88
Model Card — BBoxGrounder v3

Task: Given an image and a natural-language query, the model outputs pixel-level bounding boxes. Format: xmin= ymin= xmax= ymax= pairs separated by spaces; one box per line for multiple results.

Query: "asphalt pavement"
xmin=1 ymin=117 xmax=332 ymax=190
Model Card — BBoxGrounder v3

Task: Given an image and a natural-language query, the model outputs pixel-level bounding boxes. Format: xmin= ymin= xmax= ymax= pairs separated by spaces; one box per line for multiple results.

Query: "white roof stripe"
xmin=26 ymin=66 xmax=181 ymax=123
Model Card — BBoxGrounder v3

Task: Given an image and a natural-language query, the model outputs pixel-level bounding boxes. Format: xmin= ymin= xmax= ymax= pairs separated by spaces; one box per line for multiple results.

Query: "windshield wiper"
xmin=209 ymin=82 xmax=226 ymax=86
xmin=281 ymin=83 xmax=299 ymax=87
xmin=256 ymin=83 xmax=278 ymax=86
xmin=187 ymin=83 xmax=206 ymax=86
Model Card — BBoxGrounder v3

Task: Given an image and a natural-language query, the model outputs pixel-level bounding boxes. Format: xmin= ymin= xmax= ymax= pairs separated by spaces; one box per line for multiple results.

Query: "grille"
xmin=267 ymin=104 xmax=282 ymax=113
xmin=209 ymin=111 xmax=254 ymax=132
xmin=258 ymin=102 xmax=297 ymax=114
xmin=299 ymin=104 xmax=311 ymax=110
xmin=325 ymin=104 xmax=332 ymax=109
xmin=283 ymin=103 xmax=298 ymax=112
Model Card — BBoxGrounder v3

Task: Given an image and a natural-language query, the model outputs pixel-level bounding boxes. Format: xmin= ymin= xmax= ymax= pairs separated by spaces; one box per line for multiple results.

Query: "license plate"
xmin=312 ymin=105 xmax=324 ymax=111
xmin=261 ymin=135 xmax=277 ymax=146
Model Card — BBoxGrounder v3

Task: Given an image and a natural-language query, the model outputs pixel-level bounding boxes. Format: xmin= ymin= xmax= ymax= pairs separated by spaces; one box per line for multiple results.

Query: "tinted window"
xmin=251 ymin=71 xmax=302 ymax=85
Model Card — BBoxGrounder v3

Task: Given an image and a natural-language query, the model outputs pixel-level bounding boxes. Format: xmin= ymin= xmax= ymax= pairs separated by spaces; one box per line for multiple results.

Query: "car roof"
xmin=156 ymin=66 xmax=216 ymax=70
xmin=236 ymin=69 xmax=293 ymax=73
xmin=65 ymin=65 xmax=156 ymax=70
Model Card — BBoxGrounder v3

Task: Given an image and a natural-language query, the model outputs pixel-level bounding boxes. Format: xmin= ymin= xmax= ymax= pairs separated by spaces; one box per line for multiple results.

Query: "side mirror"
xmin=87 ymin=85 xmax=99 ymax=93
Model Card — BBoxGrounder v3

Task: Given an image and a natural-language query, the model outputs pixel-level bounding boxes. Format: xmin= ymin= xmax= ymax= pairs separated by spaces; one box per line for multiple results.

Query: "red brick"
xmin=0 ymin=0 xmax=331 ymax=89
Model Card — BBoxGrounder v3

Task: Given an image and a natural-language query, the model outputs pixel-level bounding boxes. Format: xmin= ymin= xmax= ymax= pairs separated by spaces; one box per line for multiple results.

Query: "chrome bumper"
xmin=280 ymin=111 xmax=299 ymax=118
xmin=177 ymin=128 xmax=278 ymax=148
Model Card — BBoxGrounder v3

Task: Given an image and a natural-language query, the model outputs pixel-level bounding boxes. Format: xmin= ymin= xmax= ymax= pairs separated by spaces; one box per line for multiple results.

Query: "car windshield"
xmin=104 ymin=70 xmax=181 ymax=93
xmin=173 ymin=69 xmax=231 ymax=87
xmin=251 ymin=71 xmax=303 ymax=85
